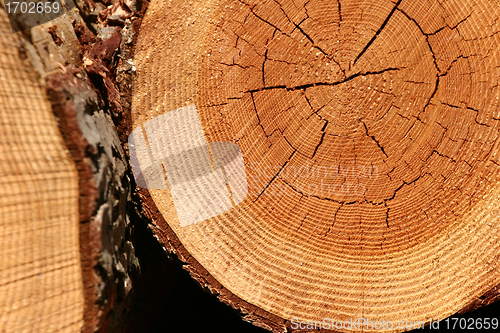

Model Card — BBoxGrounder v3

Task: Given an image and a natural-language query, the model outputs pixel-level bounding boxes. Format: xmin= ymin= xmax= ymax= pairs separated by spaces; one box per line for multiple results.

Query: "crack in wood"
xmin=353 ymin=0 xmax=403 ymax=66
xmin=246 ymin=67 xmax=401 ymax=93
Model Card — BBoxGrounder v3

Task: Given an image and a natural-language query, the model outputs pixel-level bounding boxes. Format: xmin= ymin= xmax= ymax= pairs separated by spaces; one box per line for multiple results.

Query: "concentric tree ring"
xmin=132 ymin=0 xmax=500 ymax=331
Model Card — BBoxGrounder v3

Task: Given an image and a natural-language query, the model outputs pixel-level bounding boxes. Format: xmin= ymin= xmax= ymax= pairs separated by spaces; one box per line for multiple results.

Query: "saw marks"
xmin=133 ymin=0 xmax=500 ymax=331
xmin=0 ymin=10 xmax=83 ymax=333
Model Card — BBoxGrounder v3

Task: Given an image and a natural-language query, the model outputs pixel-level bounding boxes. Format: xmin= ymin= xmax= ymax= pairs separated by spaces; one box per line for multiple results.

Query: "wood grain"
xmin=0 ymin=9 xmax=84 ymax=333
xmin=132 ymin=0 xmax=500 ymax=331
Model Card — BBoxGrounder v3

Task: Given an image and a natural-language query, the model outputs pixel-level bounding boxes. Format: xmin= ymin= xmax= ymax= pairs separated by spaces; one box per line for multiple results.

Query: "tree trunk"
xmin=1 ymin=0 xmax=499 ymax=332
xmin=0 ymin=0 xmax=146 ymax=332
xmin=131 ymin=0 xmax=500 ymax=331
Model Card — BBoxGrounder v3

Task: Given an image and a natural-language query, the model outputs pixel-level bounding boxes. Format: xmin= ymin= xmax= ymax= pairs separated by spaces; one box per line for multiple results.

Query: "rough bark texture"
xmin=47 ymin=68 xmax=138 ymax=332
xmin=9 ymin=0 xmax=147 ymax=331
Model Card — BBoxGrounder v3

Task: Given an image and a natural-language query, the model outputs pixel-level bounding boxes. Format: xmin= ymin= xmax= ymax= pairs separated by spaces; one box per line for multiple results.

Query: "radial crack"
xmin=397 ymin=7 xmax=442 ymax=73
xmin=385 ymin=202 xmax=390 ymax=227
xmin=246 ymin=3 xmax=283 ymax=34
xmin=312 ymin=132 xmax=326 ymax=158
xmin=254 ymin=151 xmax=296 ymax=201
xmin=250 ymin=92 xmax=269 ymax=136
xmin=246 ymin=67 xmax=401 ymax=93
xmin=361 ymin=121 xmax=388 ymax=159
xmin=262 ymin=49 xmax=268 ymax=87
xmin=337 ymin=0 xmax=342 ymax=23
xmin=294 ymin=20 xmax=330 ymax=57
xmin=417 ymin=75 xmax=440 ymax=120
xmin=353 ymin=0 xmax=403 ymax=65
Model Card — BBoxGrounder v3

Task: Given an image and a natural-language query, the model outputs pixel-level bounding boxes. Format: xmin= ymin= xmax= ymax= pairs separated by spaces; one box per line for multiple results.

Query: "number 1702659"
xmin=444 ymin=317 xmax=498 ymax=330
xmin=6 ymin=1 xmax=60 ymax=14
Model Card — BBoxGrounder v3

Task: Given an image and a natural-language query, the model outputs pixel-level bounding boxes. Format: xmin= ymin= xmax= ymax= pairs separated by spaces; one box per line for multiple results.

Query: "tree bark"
xmin=0 ymin=0 xmax=146 ymax=332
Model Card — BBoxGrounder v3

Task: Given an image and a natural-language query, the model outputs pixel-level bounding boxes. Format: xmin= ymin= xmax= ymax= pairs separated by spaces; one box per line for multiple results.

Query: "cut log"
xmin=0 ymin=9 xmax=84 ymax=332
xmin=0 ymin=1 xmax=145 ymax=332
xmin=131 ymin=0 xmax=500 ymax=331
xmin=2 ymin=0 xmax=500 ymax=332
